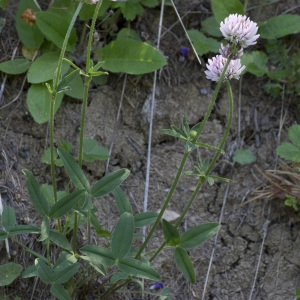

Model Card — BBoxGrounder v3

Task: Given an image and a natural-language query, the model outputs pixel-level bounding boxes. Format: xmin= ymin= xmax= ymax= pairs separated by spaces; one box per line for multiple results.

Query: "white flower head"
xmin=220 ymin=14 xmax=259 ymax=48
xmin=205 ymin=55 xmax=245 ymax=82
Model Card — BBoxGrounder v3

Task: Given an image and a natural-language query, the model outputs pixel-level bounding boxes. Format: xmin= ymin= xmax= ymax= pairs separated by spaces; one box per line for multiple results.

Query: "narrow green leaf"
xmin=0 ymin=230 xmax=8 ymax=240
xmin=211 ymin=0 xmax=244 ymax=23
xmin=63 ymin=71 xmax=84 ymax=100
xmin=91 ymin=169 xmax=130 ymax=198
xmin=48 ymin=230 xmax=72 ymax=251
xmin=57 ymin=69 xmax=80 ymax=93
xmin=99 ymin=39 xmax=166 ymax=74
xmin=160 ymin=128 xmax=186 ymax=140
xmin=35 ymin=11 xmax=77 ymax=51
xmin=180 ymin=223 xmax=220 ymax=249
xmin=0 ymin=263 xmax=23 ymax=286
xmin=80 ymin=245 xmax=116 ymax=267
xmin=26 ymin=83 xmax=64 ymax=124
xmin=0 ymin=59 xmax=30 ymax=74
xmin=117 ymin=257 xmax=161 ymax=281
xmin=53 ymin=252 xmax=77 ymax=272
xmin=23 ymin=170 xmax=49 ymax=216
xmin=2 ymin=206 xmax=16 ymax=231
xmin=134 ymin=212 xmax=158 ymax=228
xmin=35 ymin=258 xmax=54 ymax=284
xmin=53 ymin=262 xmax=80 ymax=284
xmin=58 ymin=148 xmax=91 ymax=192
xmin=8 ymin=225 xmax=40 ymax=236
xmin=82 ymin=138 xmax=109 ymax=162
xmin=49 ymin=189 xmax=85 ymax=218
xmin=110 ymin=272 xmax=129 ymax=284
xmin=162 ymin=219 xmax=180 ymax=246
xmin=113 ymin=187 xmax=133 ymax=215
xmin=22 ymin=264 xmax=38 ymax=278
xmin=111 ymin=212 xmax=134 ymax=259
xmin=39 ymin=216 xmax=50 ymax=241
xmin=50 ymin=283 xmax=71 ymax=300
xmin=174 ymin=247 xmax=195 ymax=283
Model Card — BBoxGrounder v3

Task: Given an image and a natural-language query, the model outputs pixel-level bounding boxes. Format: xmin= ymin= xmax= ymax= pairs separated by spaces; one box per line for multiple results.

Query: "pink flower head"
xmin=205 ymin=55 xmax=245 ymax=82
xmin=220 ymin=14 xmax=259 ymax=48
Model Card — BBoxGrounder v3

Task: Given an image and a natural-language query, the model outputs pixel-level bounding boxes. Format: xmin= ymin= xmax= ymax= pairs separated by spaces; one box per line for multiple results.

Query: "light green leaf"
xmin=0 ymin=263 xmax=23 ymax=286
xmin=162 ymin=219 xmax=180 ymax=246
xmin=211 ymin=0 xmax=244 ymax=23
xmin=174 ymin=247 xmax=195 ymax=283
xmin=187 ymin=30 xmax=219 ymax=55
xmin=111 ymin=212 xmax=134 ymax=259
xmin=80 ymin=245 xmax=116 ymax=267
xmin=0 ymin=59 xmax=30 ymax=74
xmin=91 ymin=169 xmax=130 ymax=198
xmin=2 ymin=206 xmax=16 ymax=231
xmin=53 ymin=252 xmax=77 ymax=272
xmin=288 ymin=124 xmax=300 ymax=148
xmin=276 ymin=143 xmax=300 ymax=163
xmin=180 ymin=223 xmax=220 ymax=249
xmin=117 ymin=257 xmax=161 ymax=281
xmin=23 ymin=170 xmax=49 ymax=216
xmin=39 ymin=216 xmax=50 ymax=241
xmin=241 ymin=51 xmax=268 ymax=77
xmin=113 ymin=187 xmax=133 ymax=215
xmin=83 ymin=138 xmax=109 ymax=162
xmin=99 ymin=39 xmax=166 ymax=74
xmin=35 ymin=11 xmax=77 ymax=51
xmin=57 ymin=148 xmax=91 ymax=192
xmin=233 ymin=149 xmax=256 ymax=165
xmin=134 ymin=212 xmax=158 ymax=228
xmin=26 ymin=83 xmax=64 ymax=124
xmin=259 ymin=14 xmax=300 ymax=39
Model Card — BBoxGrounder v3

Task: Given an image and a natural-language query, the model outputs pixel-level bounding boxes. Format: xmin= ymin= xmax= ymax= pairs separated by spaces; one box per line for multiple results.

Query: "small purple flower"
xmin=205 ymin=55 xmax=245 ymax=82
xmin=179 ymin=47 xmax=189 ymax=58
xmin=150 ymin=282 xmax=164 ymax=290
xmin=220 ymin=14 xmax=259 ymax=48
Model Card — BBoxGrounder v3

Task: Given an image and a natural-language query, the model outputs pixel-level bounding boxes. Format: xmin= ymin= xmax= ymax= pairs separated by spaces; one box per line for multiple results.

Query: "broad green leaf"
xmin=276 ymin=143 xmax=300 ymax=163
xmin=49 ymin=0 xmax=75 ymax=21
xmin=63 ymin=71 xmax=84 ymax=99
xmin=79 ymin=0 xmax=110 ymax=21
xmin=98 ymin=39 xmax=166 ymax=74
xmin=187 ymin=30 xmax=219 ymax=55
xmin=49 ymin=189 xmax=85 ymax=218
xmin=134 ymin=212 xmax=158 ymax=228
xmin=39 ymin=216 xmax=50 ymax=241
xmin=22 ymin=264 xmax=38 ymax=278
xmin=141 ymin=0 xmax=159 ymax=8
xmin=41 ymin=184 xmax=66 ymax=206
xmin=162 ymin=219 xmax=180 ymax=247
xmin=28 ymin=52 xmax=69 ymax=84
xmin=57 ymin=148 xmax=91 ymax=192
xmin=2 ymin=206 xmax=16 ymax=231
xmin=117 ymin=28 xmax=142 ymax=41
xmin=57 ymin=69 xmax=80 ymax=93
xmin=41 ymin=148 xmax=63 ymax=167
xmin=23 ymin=169 xmax=49 ymax=216
xmin=0 ymin=230 xmax=8 ymax=240
xmin=117 ymin=257 xmax=161 ymax=281
xmin=110 ymin=272 xmax=129 ymax=284
xmin=16 ymin=0 xmax=44 ymax=49
xmin=288 ymin=124 xmax=300 ymax=148
xmin=111 ymin=212 xmax=134 ymax=259
xmin=113 ymin=187 xmax=133 ymax=215
xmin=53 ymin=252 xmax=77 ymax=272
xmin=0 ymin=59 xmax=30 ymax=74
xmin=0 ymin=263 xmax=23 ymax=286
xmin=35 ymin=258 xmax=54 ymax=284
xmin=80 ymin=245 xmax=116 ymax=267
xmin=48 ymin=230 xmax=72 ymax=251
xmin=35 ymin=11 xmax=77 ymax=51
xmin=233 ymin=149 xmax=256 ymax=165
xmin=241 ymin=51 xmax=268 ymax=77
xmin=174 ymin=247 xmax=195 ymax=283
xmin=0 ymin=0 xmax=6 ymax=9
xmin=91 ymin=169 xmax=130 ymax=198
xmin=211 ymin=0 xmax=244 ymax=23
xmin=259 ymin=15 xmax=300 ymax=39
xmin=201 ymin=16 xmax=223 ymax=38
xmin=50 ymin=283 xmax=71 ymax=300
xmin=83 ymin=138 xmax=109 ymax=162
xmin=53 ymin=262 xmax=80 ymax=284
xmin=26 ymin=83 xmax=64 ymax=124
xmin=180 ymin=223 xmax=220 ymax=249
xmin=112 ymin=0 xmax=144 ymax=21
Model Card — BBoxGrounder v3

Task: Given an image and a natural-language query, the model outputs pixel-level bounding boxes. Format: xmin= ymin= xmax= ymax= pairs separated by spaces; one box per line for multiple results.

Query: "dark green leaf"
xmin=57 ymin=69 xmax=80 ymax=93
xmin=57 ymin=148 xmax=91 ymax=192
xmin=53 ymin=251 xmax=77 ymax=272
xmin=113 ymin=187 xmax=133 ymax=215
xmin=180 ymin=223 xmax=220 ymax=249
xmin=117 ymin=257 xmax=161 ymax=281
xmin=134 ymin=212 xmax=158 ymax=228
xmin=53 ymin=262 xmax=80 ymax=284
xmin=0 ymin=230 xmax=8 ymax=240
xmin=39 ymin=216 xmax=50 ymax=241
xmin=174 ymin=247 xmax=195 ymax=283
xmin=162 ymin=219 xmax=180 ymax=246
xmin=91 ymin=169 xmax=130 ymax=198
xmin=0 ymin=263 xmax=23 ymax=286
xmin=187 ymin=30 xmax=219 ymax=55
xmin=0 ymin=59 xmax=30 ymax=74
xmin=2 ymin=206 xmax=16 ymax=231
xmin=22 ymin=264 xmax=38 ymax=278
xmin=50 ymin=283 xmax=71 ymax=300
xmin=201 ymin=16 xmax=223 ymax=38
xmin=111 ymin=212 xmax=134 ymax=259
xmin=110 ymin=272 xmax=129 ymax=284
xmin=49 ymin=189 xmax=85 ymax=218
xmin=48 ymin=230 xmax=72 ymax=251
xmin=80 ymin=245 xmax=116 ymax=267
xmin=211 ymin=0 xmax=244 ymax=23
xmin=35 ymin=258 xmax=54 ymax=284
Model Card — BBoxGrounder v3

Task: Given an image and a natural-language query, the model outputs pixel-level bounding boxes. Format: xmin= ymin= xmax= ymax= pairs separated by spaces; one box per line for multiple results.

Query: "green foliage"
xmin=285 ymin=194 xmax=298 ymax=212
xmin=211 ymin=0 xmax=244 ymax=23
xmin=0 ymin=59 xmax=30 ymax=74
xmin=82 ymin=138 xmax=110 ymax=162
xmin=0 ymin=263 xmax=23 ymax=286
xmin=276 ymin=124 xmax=300 ymax=162
xmin=187 ymin=30 xmax=219 ymax=55
xmin=233 ymin=149 xmax=256 ymax=165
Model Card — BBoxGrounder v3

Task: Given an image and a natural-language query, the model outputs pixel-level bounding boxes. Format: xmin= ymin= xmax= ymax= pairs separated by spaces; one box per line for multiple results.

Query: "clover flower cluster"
xmin=205 ymin=14 xmax=259 ymax=82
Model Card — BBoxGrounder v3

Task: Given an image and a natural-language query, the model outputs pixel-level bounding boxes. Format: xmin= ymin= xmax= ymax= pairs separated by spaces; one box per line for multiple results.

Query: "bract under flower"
xmin=220 ymin=14 xmax=259 ymax=48
xmin=205 ymin=55 xmax=245 ymax=82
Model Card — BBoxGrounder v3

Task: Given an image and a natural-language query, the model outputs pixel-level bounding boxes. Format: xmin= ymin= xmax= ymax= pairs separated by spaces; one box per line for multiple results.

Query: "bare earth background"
xmin=1 ymin=0 xmax=300 ymax=299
